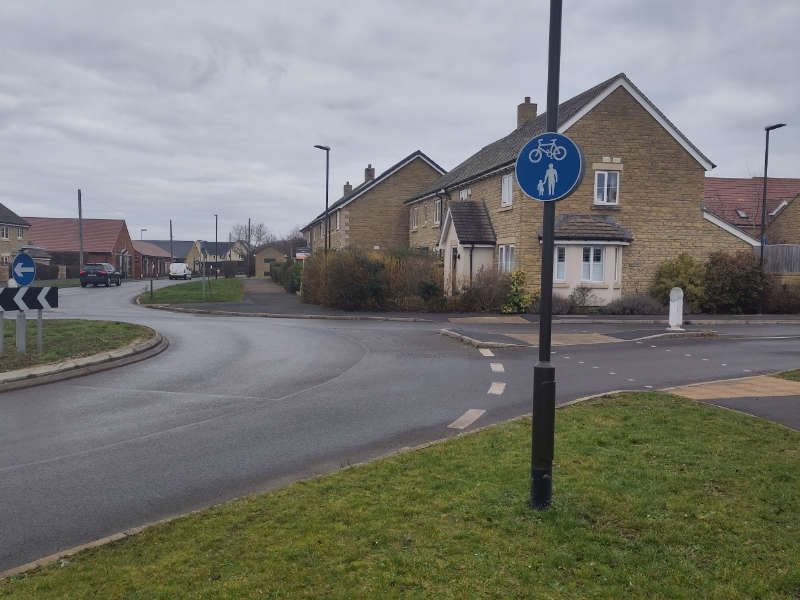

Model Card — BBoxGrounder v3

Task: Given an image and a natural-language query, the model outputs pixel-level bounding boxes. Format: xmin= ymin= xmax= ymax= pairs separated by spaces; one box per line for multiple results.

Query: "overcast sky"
xmin=1 ymin=0 xmax=797 ymax=241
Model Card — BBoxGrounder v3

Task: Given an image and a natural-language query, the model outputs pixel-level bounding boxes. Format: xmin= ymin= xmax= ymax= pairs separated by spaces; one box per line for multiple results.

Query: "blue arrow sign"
xmin=515 ymin=132 xmax=585 ymax=202
xmin=12 ymin=253 xmax=36 ymax=286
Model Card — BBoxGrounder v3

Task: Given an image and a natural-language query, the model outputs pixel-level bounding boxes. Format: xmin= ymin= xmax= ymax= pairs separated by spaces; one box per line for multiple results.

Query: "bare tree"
xmin=230 ymin=222 xmax=275 ymax=251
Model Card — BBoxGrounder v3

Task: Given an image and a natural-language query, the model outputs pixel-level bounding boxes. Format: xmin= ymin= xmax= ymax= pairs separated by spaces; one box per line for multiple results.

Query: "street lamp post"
xmin=140 ymin=228 xmax=147 ymax=240
xmin=139 ymin=228 xmax=148 ymax=278
xmin=759 ymin=123 xmax=786 ymax=313
xmin=313 ymin=145 xmax=331 ymax=255
xmin=214 ymin=214 xmax=218 ymax=279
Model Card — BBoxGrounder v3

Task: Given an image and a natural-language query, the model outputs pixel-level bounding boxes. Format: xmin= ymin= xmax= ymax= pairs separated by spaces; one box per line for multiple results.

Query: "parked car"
xmin=80 ymin=263 xmax=122 ymax=287
xmin=169 ymin=263 xmax=192 ymax=280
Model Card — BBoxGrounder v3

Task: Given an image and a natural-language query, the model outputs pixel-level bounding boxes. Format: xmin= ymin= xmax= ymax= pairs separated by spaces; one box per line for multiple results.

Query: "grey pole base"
xmin=16 ymin=311 xmax=26 ymax=355
xmin=531 ymin=468 xmax=553 ymax=510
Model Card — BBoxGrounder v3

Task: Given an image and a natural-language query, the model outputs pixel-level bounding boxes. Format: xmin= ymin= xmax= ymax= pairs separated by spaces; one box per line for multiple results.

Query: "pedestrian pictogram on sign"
xmin=515 ymin=132 xmax=584 ymax=202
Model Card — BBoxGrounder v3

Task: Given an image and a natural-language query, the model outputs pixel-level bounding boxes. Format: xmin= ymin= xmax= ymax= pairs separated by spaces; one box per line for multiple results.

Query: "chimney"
xmin=517 ymin=96 xmax=537 ymax=128
xmin=364 ymin=163 xmax=375 ymax=182
xmin=343 ymin=181 xmax=353 ymax=194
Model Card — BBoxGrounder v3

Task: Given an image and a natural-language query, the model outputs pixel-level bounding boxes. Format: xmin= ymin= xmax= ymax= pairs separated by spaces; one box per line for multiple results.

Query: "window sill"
xmin=592 ymin=203 xmax=621 ymax=210
xmin=553 ymin=282 xmax=569 ymax=288
xmin=498 ymin=205 xmax=513 ymax=212
xmin=578 ymin=282 xmax=609 ymax=289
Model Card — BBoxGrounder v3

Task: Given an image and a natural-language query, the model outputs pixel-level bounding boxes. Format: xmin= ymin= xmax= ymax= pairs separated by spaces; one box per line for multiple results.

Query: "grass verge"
xmin=0 ymin=319 xmax=153 ymax=372
xmin=2 ymin=392 xmax=798 ymax=598
xmin=775 ymin=368 xmax=800 ymax=382
xmin=138 ymin=278 xmax=244 ymax=304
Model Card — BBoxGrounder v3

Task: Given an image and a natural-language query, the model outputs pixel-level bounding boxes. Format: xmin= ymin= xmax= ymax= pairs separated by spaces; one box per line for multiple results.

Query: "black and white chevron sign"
xmin=0 ymin=287 xmax=58 ymax=311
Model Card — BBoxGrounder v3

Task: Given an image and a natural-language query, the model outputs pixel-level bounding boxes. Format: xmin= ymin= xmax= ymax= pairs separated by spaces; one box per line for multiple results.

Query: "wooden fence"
xmin=757 ymin=244 xmax=800 ymax=273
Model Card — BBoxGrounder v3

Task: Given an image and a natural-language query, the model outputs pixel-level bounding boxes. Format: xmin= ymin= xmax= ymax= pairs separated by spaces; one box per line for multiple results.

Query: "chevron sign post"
xmin=0 ymin=287 xmax=58 ymax=355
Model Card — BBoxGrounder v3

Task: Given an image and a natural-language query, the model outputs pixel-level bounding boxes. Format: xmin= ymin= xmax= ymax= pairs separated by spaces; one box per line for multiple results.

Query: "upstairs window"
xmin=17 ymin=227 xmax=24 ymax=240
xmin=410 ymin=206 xmax=419 ymax=229
xmin=581 ymin=246 xmax=604 ymax=282
xmin=594 ymin=171 xmax=619 ymax=205
xmin=459 ymin=188 xmax=471 ymax=201
xmin=498 ymin=244 xmax=515 ymax=272
xmin=434 ymin=197 xmax=442 ymax=225
xmin=0 ymin=226 xmax=7 ymax=240
xmin=336 ymin=210 xmax=341 ymax=230
xmin=501 ymin=174 xmax=512 ymax=207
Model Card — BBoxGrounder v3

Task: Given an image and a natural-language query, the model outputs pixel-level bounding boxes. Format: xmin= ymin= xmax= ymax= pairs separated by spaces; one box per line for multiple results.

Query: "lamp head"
xmin=313 ymin=144 xmax=330 ymax=151
xmin=766 ymin=123 xmax=786 ymax=132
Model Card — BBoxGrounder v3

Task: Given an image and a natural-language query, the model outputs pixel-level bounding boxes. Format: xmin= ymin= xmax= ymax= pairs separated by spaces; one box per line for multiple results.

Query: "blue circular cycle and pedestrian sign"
xmin=515 ymin=132 xmax=585 ymax=202
xmin=12 ymin=253 xmax=37 ymax=286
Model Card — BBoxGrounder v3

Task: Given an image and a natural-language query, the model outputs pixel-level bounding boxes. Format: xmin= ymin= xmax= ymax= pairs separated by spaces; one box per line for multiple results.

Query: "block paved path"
xmin=670 ymin=375 xmax=800 ymax=430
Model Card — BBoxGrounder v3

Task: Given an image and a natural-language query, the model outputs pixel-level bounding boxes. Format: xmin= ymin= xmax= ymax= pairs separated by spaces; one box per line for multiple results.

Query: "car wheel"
xmin=105 ymin=279 xmax=110 ymax=287
xmin=80 ymin=282 xmax=87 ymax=288
xmin=116 ymin=278 xmax=121 ymax=286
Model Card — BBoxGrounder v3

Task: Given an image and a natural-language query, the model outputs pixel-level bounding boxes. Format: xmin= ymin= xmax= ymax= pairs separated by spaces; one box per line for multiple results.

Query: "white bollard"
xmin=668 ymin=287 xmax=684 ymax=331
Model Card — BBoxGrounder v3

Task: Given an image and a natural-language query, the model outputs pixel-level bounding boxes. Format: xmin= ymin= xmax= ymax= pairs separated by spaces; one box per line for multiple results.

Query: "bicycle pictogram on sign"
xmin=528 ymin=138 xmax=567 ymax=163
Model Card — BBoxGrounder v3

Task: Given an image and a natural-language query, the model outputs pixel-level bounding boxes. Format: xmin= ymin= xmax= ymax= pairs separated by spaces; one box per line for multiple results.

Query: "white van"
xmin=168 ymin=263 xmax=192 ymax=280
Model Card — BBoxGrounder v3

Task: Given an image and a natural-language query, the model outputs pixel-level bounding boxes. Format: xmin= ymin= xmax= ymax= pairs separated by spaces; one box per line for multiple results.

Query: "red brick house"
xmin=132 ymin=240 xmax=172 ymax=278
xmin=25 ymin=217 xmax=137 ymax=278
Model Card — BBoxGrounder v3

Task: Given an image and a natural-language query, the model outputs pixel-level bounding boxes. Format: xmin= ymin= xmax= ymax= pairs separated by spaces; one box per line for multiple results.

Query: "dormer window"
xmin=736 ymin=209 xmax=747 ymax=219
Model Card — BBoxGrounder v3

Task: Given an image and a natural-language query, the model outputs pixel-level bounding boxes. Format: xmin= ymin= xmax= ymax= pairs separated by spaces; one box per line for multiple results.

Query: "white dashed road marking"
xmin=644 ymin=385 xmax=653 ymax=389
xmin=627 ymin=378 xmax=635 ymax=382
xmin=448 ymin=409 xmax=487 ymax=430
xmin=479 ymin=348 xmax=494 ymax=357
xmin=609 ymin=372 xmax=616 ymax=375
xmin=721 ymin=363 xmax=727 ymax=367
xmin=490 ymin=362 xmax=505 ymax=373
xmin=488 ymin=382 xmax=506 ymax=395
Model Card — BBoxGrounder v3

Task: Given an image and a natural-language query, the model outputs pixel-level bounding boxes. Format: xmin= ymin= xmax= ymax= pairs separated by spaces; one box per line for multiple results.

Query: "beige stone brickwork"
xmin=767 ymin=197 xmax=800 ymax=244
xmin=254 ymin=245 xmax=286 ymax=278
xmin=309 ymin=156 xmax=441 ymax=254
xmin=0 ymin=223 xmax=29 ymax=279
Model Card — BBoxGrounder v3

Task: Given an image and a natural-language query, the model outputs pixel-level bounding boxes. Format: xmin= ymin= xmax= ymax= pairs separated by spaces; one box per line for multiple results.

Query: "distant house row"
xmin=0 ymin=207 xmax=285 ymax=281
xmin=300 ymin=73 xmax=800 ymax=303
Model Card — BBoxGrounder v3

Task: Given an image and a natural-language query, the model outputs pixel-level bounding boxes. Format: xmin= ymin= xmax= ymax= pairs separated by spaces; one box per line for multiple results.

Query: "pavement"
xmin=1 ymin=277 xmax=799 ymax=573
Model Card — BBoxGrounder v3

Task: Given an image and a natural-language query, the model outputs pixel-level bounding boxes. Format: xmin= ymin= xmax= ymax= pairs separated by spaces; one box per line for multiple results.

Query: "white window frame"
xmin=0 ymin=226 xmax=7 ymax=240
xmin=498 ymin=244 xmax=515 ymax=272
xmin=17 ymin=227 xmax=24 ymax=240
xmin=554 ymin=246 xmax=566 ymax=281
xmin=1 ymin=255 xmax=8 ymax=265
xmin=459 ymin=188 xmax=471 ymax=201
xmin=581 ymin=246 xmax=604 ymax=282
xmin=335 ymin=210 xmax=340 ymax=231
xmin=433 ymin=198 xmax=442 ymax=225
xmin=423 ymin=201 xmax=428 ymax=224
xmin=614 ymin=247 xmax=621 ymax=282
xmin=410 ymin=206 xmax=418 ymax=230
xmin=501 ymin=174 xmax=512 ymax=207
xmin=594 ymin=171 xmax=620 ymax=205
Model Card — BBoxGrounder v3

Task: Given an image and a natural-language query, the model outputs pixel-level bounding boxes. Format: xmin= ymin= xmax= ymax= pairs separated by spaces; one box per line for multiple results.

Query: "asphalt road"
xmin=1 ymin=280 xmax=799 ymax=571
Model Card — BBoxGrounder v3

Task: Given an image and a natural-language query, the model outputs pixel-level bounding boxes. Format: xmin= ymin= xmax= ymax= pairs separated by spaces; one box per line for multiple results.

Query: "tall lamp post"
xmin=313 ymin=144 xmax=331 ymax=255
xmin=214 ymin=213 xmax=218 ymax=279
xmin=140 ymin=228 xmax=147 ymax=240
xmin=759 ymin=123 xmax=786 ymax=313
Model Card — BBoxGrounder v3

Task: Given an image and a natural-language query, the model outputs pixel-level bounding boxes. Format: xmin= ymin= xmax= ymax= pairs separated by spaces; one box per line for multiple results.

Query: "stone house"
xmin=25 ymin=216 xmax=137 ymax=278
xmin=704 ymin=177 xmax=800 ymax=244
xmin=407 ymin=73 xmax=753 ymax=303
xmin=254 ymin=245 xmax=286 ymax=278
xmin=301 ymin=150 xmax=445 ymax=254
xmin=0 ymin=203 xmax=30 ymax=280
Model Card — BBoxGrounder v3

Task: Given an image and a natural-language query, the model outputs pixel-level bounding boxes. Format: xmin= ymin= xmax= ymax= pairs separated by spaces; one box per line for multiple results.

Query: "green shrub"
xmin=456 ymin=268 xmax=511 ymax=312
xmin=601 ymin=294 xmax=663 ymax=315
xmin=418 ymin=280 xmax=442 ymax=303
xmin=650 ymin=253 xmax=705 ymax=312
xmin=702 ymin=251 xmax=768 ymax=314
xmin=765 ymin=281 xmax=800 ymax=314
xmin=501 ymin=271 xmax=535 ymax=313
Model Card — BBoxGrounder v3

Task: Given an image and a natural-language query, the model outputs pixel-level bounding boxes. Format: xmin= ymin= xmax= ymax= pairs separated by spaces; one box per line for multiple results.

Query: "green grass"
xmin=0 ymin=319 xmax=153 ymax=372
xmin=2 ymin=392 xmax=798 ymax=599
xmin=138 ymin=278 xmax=244 ymax=304
xmin=30 ymin=279 xmax=81 ymax=288
xmin=775 ymin=369 xmax=800 ymax=381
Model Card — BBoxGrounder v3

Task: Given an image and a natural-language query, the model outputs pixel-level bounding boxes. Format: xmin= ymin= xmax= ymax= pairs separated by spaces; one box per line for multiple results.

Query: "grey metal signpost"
xmin=0 ymin=283 xmax=59 ymax=355
xmin=514 ymin=0 xmax=584 ymax=510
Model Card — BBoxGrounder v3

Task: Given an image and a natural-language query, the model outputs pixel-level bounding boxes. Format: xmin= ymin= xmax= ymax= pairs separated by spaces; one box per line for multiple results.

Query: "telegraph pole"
xmin=169 ymin=219 xmax=174 ymax=261
xmin=78 ymin=189 xmax=84 ymax=267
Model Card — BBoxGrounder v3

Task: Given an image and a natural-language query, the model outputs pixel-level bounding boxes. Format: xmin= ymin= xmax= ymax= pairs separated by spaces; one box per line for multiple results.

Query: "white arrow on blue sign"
xmin=515 ymin=132 xmax=585 ymax=202
xmin=12 ymin=253 xmax=37 ymax=286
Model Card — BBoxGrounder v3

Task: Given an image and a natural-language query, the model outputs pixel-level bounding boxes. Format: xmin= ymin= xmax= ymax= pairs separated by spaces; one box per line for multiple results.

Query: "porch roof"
xmin=445 ymin=200 xmax=496 ymax=245
xmin=539 ymin=214 xmax=633 ymax=242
